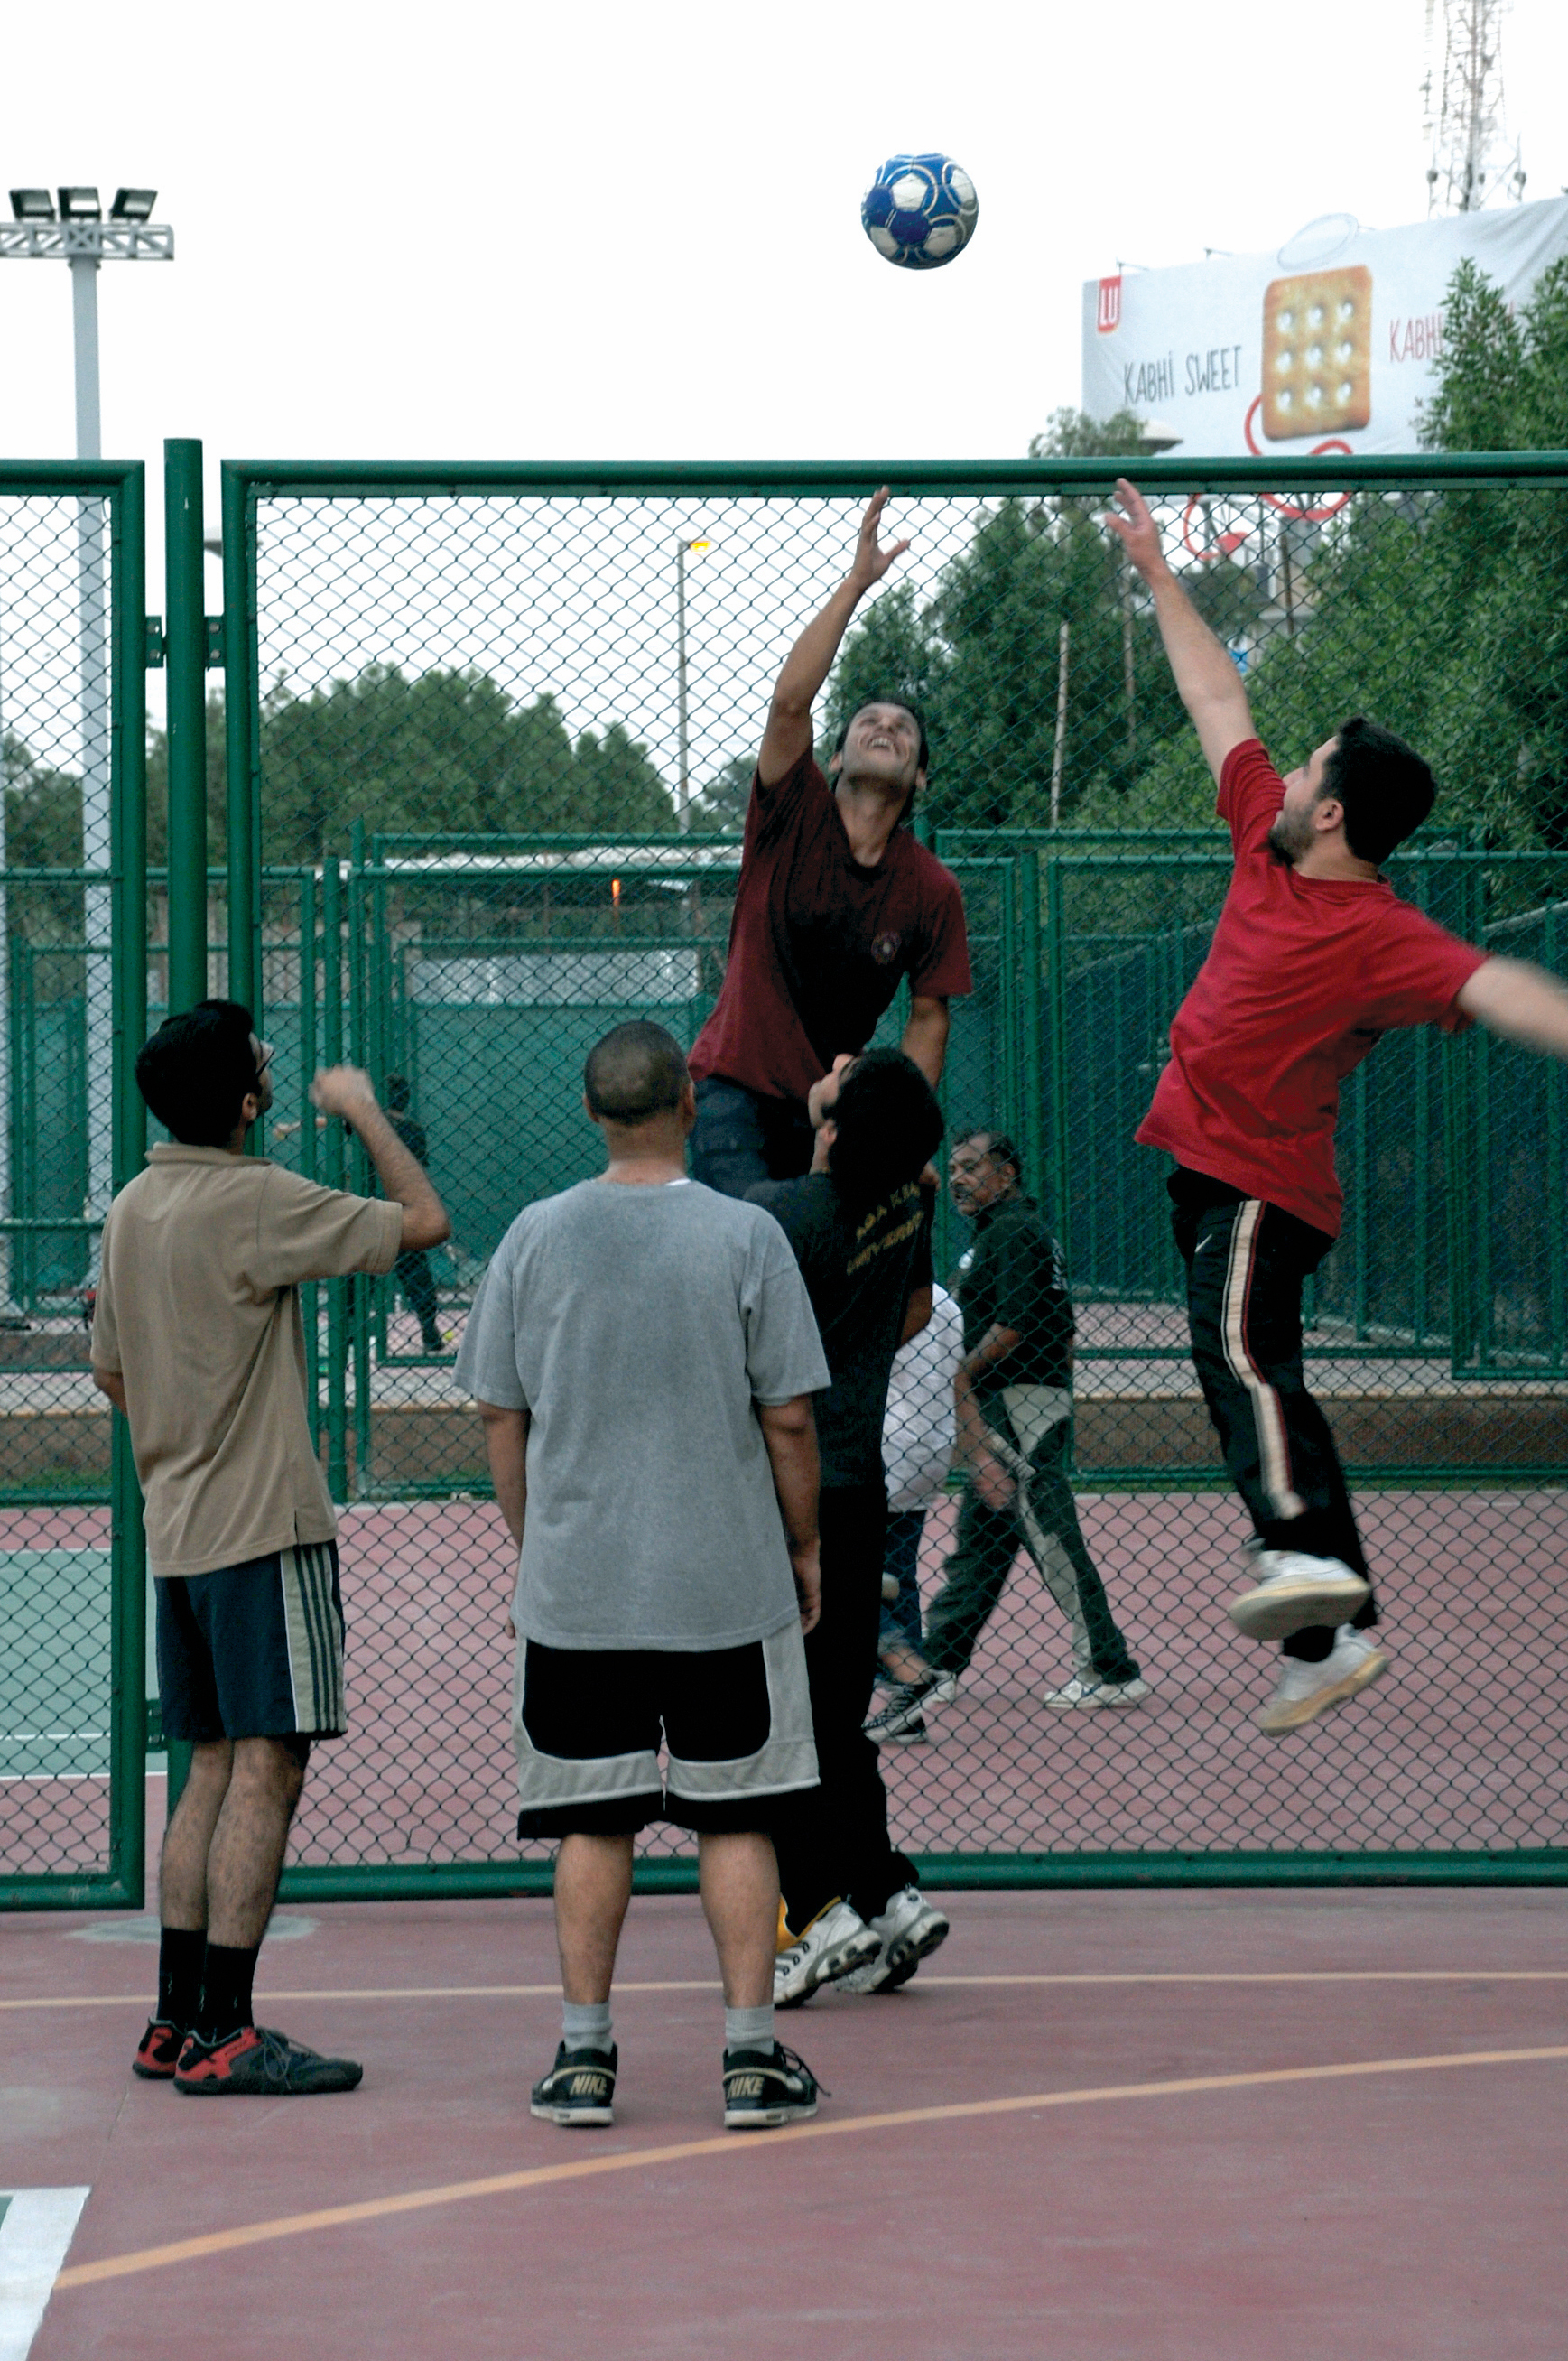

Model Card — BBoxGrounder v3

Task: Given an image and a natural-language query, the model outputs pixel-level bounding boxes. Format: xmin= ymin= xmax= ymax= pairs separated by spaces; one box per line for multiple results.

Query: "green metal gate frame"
xmin=199 ymin=446 xmax=1568 ymax=1894
xmin=0 ymin=459 xmax=147 ymax=1911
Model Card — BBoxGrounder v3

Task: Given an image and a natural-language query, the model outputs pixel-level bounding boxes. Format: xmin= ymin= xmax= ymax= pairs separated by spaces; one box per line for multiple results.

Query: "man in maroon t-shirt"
xmin=689 ymin=488 xmax=971 ymax=1195
xmin=1109 ymin=477 xmax=1568 ymax=1734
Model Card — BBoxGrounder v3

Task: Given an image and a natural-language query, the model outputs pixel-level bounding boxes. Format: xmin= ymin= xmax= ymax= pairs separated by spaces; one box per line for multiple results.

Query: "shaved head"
xmin=583 ymin=1021 xmax=690 ymax=1125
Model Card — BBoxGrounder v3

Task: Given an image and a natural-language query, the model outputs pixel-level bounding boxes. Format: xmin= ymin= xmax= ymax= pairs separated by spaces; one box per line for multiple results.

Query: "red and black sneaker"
xmin=173 ymin=2023 xmax=363 ymax=2096
xmin=132 ymin=2018 xmax=187 ymax=2080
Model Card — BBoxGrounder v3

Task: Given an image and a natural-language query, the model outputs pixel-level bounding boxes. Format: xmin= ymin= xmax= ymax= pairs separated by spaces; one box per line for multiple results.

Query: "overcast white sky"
xmin=3 ymin=0 xmax=1566 ymax=668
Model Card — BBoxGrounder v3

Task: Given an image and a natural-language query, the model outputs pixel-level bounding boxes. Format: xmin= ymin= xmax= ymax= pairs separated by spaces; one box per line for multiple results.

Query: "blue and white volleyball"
xmin=860 ymin=154 xmax=979 ymax=270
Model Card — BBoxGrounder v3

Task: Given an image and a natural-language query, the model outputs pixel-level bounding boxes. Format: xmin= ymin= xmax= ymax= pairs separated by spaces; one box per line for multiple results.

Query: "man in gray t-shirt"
xmin=456 ymin=1021 xmax=830 ymax=2134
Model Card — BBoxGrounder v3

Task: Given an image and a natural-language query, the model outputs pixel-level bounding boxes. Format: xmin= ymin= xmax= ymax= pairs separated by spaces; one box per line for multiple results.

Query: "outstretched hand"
xmin=1103 ymin=479 xmax=1166 ymax=584
xmin=848 ymin=486 xmax=911 ymax=593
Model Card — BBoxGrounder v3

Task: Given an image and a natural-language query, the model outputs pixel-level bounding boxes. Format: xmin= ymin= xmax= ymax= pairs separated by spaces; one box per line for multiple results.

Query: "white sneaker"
xmin=774 ymin=1899 xmax=881 ymax=2007
xmin=1043 ymin=1676 xmax=1151 ymax=1710
xmin=837 ymin=1885 xmax=951 ymax=1993
xmin=1257 ymin=1625 xmax=1388 ymax=1734
xmin=1228 ymin=1550 xmax=1370 ymax=1641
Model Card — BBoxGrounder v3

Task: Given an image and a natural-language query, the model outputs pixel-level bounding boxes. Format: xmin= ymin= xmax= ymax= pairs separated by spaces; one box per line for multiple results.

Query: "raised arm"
xmin=1104 ymin=479 xmax=1255 ymax=785
xmin=1457 ymin=957 xmax=1568 ymax=1058
xmin=756 ymin=1394 xmax=822 ymax=1634
xmin=757 ymin=488 xmax=911 ymax=787
xmin=309 ymin=1065 xmax=451 ymax=1251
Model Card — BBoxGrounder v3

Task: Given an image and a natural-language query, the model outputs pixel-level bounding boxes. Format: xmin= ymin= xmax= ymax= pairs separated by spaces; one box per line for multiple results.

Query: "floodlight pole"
xmin=70 ymin=253 xmax=114 ymax=1271
xmin=676 ymin=540 xmax=691 ymax=831
xmin=0 ymin=205 xmax=173 ymax=1291
xmin=674 ymin=535 xmax=712 ymax=832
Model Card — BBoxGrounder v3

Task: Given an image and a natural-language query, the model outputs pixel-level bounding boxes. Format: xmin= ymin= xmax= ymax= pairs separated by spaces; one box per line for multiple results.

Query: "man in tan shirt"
xmin=92 ymin=999 xmax=448 ymax=2096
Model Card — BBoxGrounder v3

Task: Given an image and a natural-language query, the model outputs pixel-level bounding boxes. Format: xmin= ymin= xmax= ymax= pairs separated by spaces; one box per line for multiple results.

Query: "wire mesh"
xmin=219 ymin=467 xmax=1568 ymax=1883
xmin=0 ymin=487 xmax=138 ymax=1892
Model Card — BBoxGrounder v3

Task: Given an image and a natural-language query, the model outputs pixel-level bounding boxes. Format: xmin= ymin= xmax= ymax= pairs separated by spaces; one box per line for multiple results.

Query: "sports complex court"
xmin=4 ymin=453 xmax=1568 ymax=2353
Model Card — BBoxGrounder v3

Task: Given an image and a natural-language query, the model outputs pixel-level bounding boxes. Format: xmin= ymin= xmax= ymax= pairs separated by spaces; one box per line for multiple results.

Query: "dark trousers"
xmin=923 ymin=1418 xmax=1139 ymax=1685
xmin=1169 ymin=1168 xmax=1378 ymax=1664
xmin=690 ymin=1074 xmax=815 ymax=1200
xmin=396 ymin=1248 xmax=440 ymax=1342
xmin=771 ymin=1484 xmax=916 ymax=1929
xmin=879 ymin=1507 xmax=927 ymax=1657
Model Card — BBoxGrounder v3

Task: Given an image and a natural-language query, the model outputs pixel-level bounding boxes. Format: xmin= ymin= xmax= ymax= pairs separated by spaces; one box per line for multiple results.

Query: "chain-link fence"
xmin=0 ymin=464 xmax=146 ymax=1910
xmin=199 ymin=458 xmax=1567 ymax=1894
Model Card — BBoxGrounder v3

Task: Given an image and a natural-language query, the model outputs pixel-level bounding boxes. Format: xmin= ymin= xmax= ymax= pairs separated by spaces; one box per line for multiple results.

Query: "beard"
xmin=1266 ymin=804 xmax=1315 ymax=865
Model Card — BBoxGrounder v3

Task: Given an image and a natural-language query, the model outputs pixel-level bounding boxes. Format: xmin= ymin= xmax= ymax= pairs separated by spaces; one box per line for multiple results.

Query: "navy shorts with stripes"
xmin=154 ymin=1542 xmax=346 ymax=1743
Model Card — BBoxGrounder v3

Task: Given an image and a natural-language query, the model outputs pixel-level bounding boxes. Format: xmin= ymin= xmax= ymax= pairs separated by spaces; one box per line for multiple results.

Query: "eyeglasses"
xmin=254 ymin=1041 xmax=275 ymax=1079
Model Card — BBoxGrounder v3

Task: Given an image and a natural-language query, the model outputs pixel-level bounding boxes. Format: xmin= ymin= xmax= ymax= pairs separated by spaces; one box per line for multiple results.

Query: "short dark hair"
xmin=385 ymin=1072 xmax=411 ymax=1112
xmin=832 ymin=695 xmax=930 ymax=823
xmin=135 ymin=999 xmax=262 ymax=1148
xmin=584 ymin=1021 xmax=690 ymax=1125
xmin=826 ymin=1047 xmax=944 ymax=1209
xmin=955 ymin=1128 xmax=1023 ymax=1185
xmin=1320 ymin=717 xmax=1435 ymax=864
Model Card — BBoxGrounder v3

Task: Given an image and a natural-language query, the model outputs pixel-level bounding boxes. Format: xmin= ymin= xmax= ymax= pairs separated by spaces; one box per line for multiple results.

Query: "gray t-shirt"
xmin=455 ymin=1177 xmax=829 ymax=1650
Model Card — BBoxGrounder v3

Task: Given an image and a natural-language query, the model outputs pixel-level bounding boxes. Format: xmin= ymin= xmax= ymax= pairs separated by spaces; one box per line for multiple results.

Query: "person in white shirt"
xmin=871 ymin=1283 xmax=965 ymax=1742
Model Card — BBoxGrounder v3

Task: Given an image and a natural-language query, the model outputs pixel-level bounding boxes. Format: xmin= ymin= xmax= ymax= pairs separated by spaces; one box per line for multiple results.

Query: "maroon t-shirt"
xmin=1137 ymin=739 xmax=1486 ymax=1237
xmin=689 ymin=752 xmax=972 ymax=1103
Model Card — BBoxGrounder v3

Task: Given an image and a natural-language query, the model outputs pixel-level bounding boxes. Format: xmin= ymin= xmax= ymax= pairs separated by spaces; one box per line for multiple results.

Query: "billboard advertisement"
xmin=1082 ymin=197 xmax=1568 ymax=457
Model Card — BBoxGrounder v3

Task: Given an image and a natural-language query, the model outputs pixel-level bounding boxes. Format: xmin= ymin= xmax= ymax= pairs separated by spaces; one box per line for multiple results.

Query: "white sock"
xmin=561 ymin=1999 xmax=613 ymax=2054
xmin=725 ymin=2003 xmax=775 ymax=2054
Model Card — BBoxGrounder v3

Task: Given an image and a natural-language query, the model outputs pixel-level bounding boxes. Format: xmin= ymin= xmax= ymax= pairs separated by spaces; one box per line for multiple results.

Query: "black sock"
xmin=199 ymin=1941 xmax=261 ymax=2041
xmin=157 ymin=1926 xmax=207 ymax=2031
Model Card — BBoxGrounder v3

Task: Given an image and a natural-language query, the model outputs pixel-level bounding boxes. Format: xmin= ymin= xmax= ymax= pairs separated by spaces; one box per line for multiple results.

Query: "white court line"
xmin=0 ymin=2189 xmax=89 ymax=2361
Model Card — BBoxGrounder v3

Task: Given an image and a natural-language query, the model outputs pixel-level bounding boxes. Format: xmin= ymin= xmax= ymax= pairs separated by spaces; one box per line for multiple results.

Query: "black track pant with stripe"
xmin=1169 ymin=1169 xmax=1378 ymax=1666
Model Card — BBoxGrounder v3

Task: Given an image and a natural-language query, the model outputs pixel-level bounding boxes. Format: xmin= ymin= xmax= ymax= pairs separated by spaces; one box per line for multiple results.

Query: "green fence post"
xmin=164 ymin=441 xmax=208 ymax=1018
xmin=109 ymin=461 xmax=150 ymax=1901
xmin=161 ymin=442 xmax=216 ymax=1824
xmin=348 ymin=823 xmax=372 ymax=1490
xmin=220 ymin=463 xmax=261 ymax=1017
xmin=322 ymin=859 xmax=349 ymax=1498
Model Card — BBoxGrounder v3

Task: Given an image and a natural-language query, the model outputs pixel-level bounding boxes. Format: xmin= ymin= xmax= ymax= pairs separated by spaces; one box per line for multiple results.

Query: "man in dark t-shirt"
xmin=1109 ymin=476 xmax=1568 ymax=1734
xmin=690 ymin=488 xmax=971 ymax=1196
xmin=871 ymin=1130 xmax=1143 ymax=1742
xmin=747 ymin=1047 xmax=950 ymax=2004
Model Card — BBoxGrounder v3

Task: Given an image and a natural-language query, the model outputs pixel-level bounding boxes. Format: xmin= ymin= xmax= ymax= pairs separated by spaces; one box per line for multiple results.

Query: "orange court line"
xmin=52 ymin=2042 xmax=1568 ymax=2291
xmin=7 ymin=1967 xmax=1568 ymax=2012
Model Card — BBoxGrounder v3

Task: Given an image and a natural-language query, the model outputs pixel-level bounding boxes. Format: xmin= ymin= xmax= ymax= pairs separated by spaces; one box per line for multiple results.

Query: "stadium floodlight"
xmin=0 ymin=180 xmax=175 ymax=1287
xmin=674 ymin=535 xmax=715 ymax=830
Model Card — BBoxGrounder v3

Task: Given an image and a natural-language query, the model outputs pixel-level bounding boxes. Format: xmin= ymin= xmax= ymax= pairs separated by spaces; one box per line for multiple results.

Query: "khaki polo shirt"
xmin=91 ymin=1146 xmax=403 ymax=1576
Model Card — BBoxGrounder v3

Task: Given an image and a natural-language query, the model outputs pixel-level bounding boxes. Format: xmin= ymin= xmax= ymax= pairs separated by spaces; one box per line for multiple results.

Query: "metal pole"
xmin=163 ymin=442 xmax=209 ymax=1015
xmin=1050 ymin=619 xmax=1070 ymax=828
xmin=676 ymin=540 xmax=690 ymax=832
xmin=71 ymin=257 xmax=113 ymax=1272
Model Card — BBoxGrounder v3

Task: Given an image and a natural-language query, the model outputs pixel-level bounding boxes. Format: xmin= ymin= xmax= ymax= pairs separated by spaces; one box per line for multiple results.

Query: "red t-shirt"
xmin=689 ymin=752 xmax=972 ymax=1104
xmin=1136 ymin=739 xmax=1487 ymax=1238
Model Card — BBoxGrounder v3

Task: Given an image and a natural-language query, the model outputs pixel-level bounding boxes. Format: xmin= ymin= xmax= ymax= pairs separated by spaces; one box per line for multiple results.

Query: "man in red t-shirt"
xmin=689 ymin=489 xmax=972 ymax=1194
xmin=1109 ymin=478 xmax=1568 ymax=1734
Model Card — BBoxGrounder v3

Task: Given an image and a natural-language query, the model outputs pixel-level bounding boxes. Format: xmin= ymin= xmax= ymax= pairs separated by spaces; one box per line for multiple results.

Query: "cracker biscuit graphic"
xmin=1261 ymin=265 xmax=1372 ymax=441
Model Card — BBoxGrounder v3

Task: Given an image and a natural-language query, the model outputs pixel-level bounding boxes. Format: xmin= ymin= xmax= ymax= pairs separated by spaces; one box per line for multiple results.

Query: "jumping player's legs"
xmin=1170 ymin=1172 xmax=1378 ymax=1662
xmin=690 ymin=1075 xmax=815 ymax=1198
xmin=772 ymin=1484 xmax=915 ymax=1929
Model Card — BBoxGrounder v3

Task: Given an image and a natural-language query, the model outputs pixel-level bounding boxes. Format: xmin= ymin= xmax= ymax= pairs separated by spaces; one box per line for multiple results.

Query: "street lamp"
xmin=674 ymin=535 xmax=712 ymax=831
xmin=0 ymin=183 xmax=174 ymax=1276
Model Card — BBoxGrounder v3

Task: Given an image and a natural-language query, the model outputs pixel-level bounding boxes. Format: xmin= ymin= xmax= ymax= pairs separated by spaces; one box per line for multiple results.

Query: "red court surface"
xmin=5 ymin=1882 xmax=1567 ymax=2359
